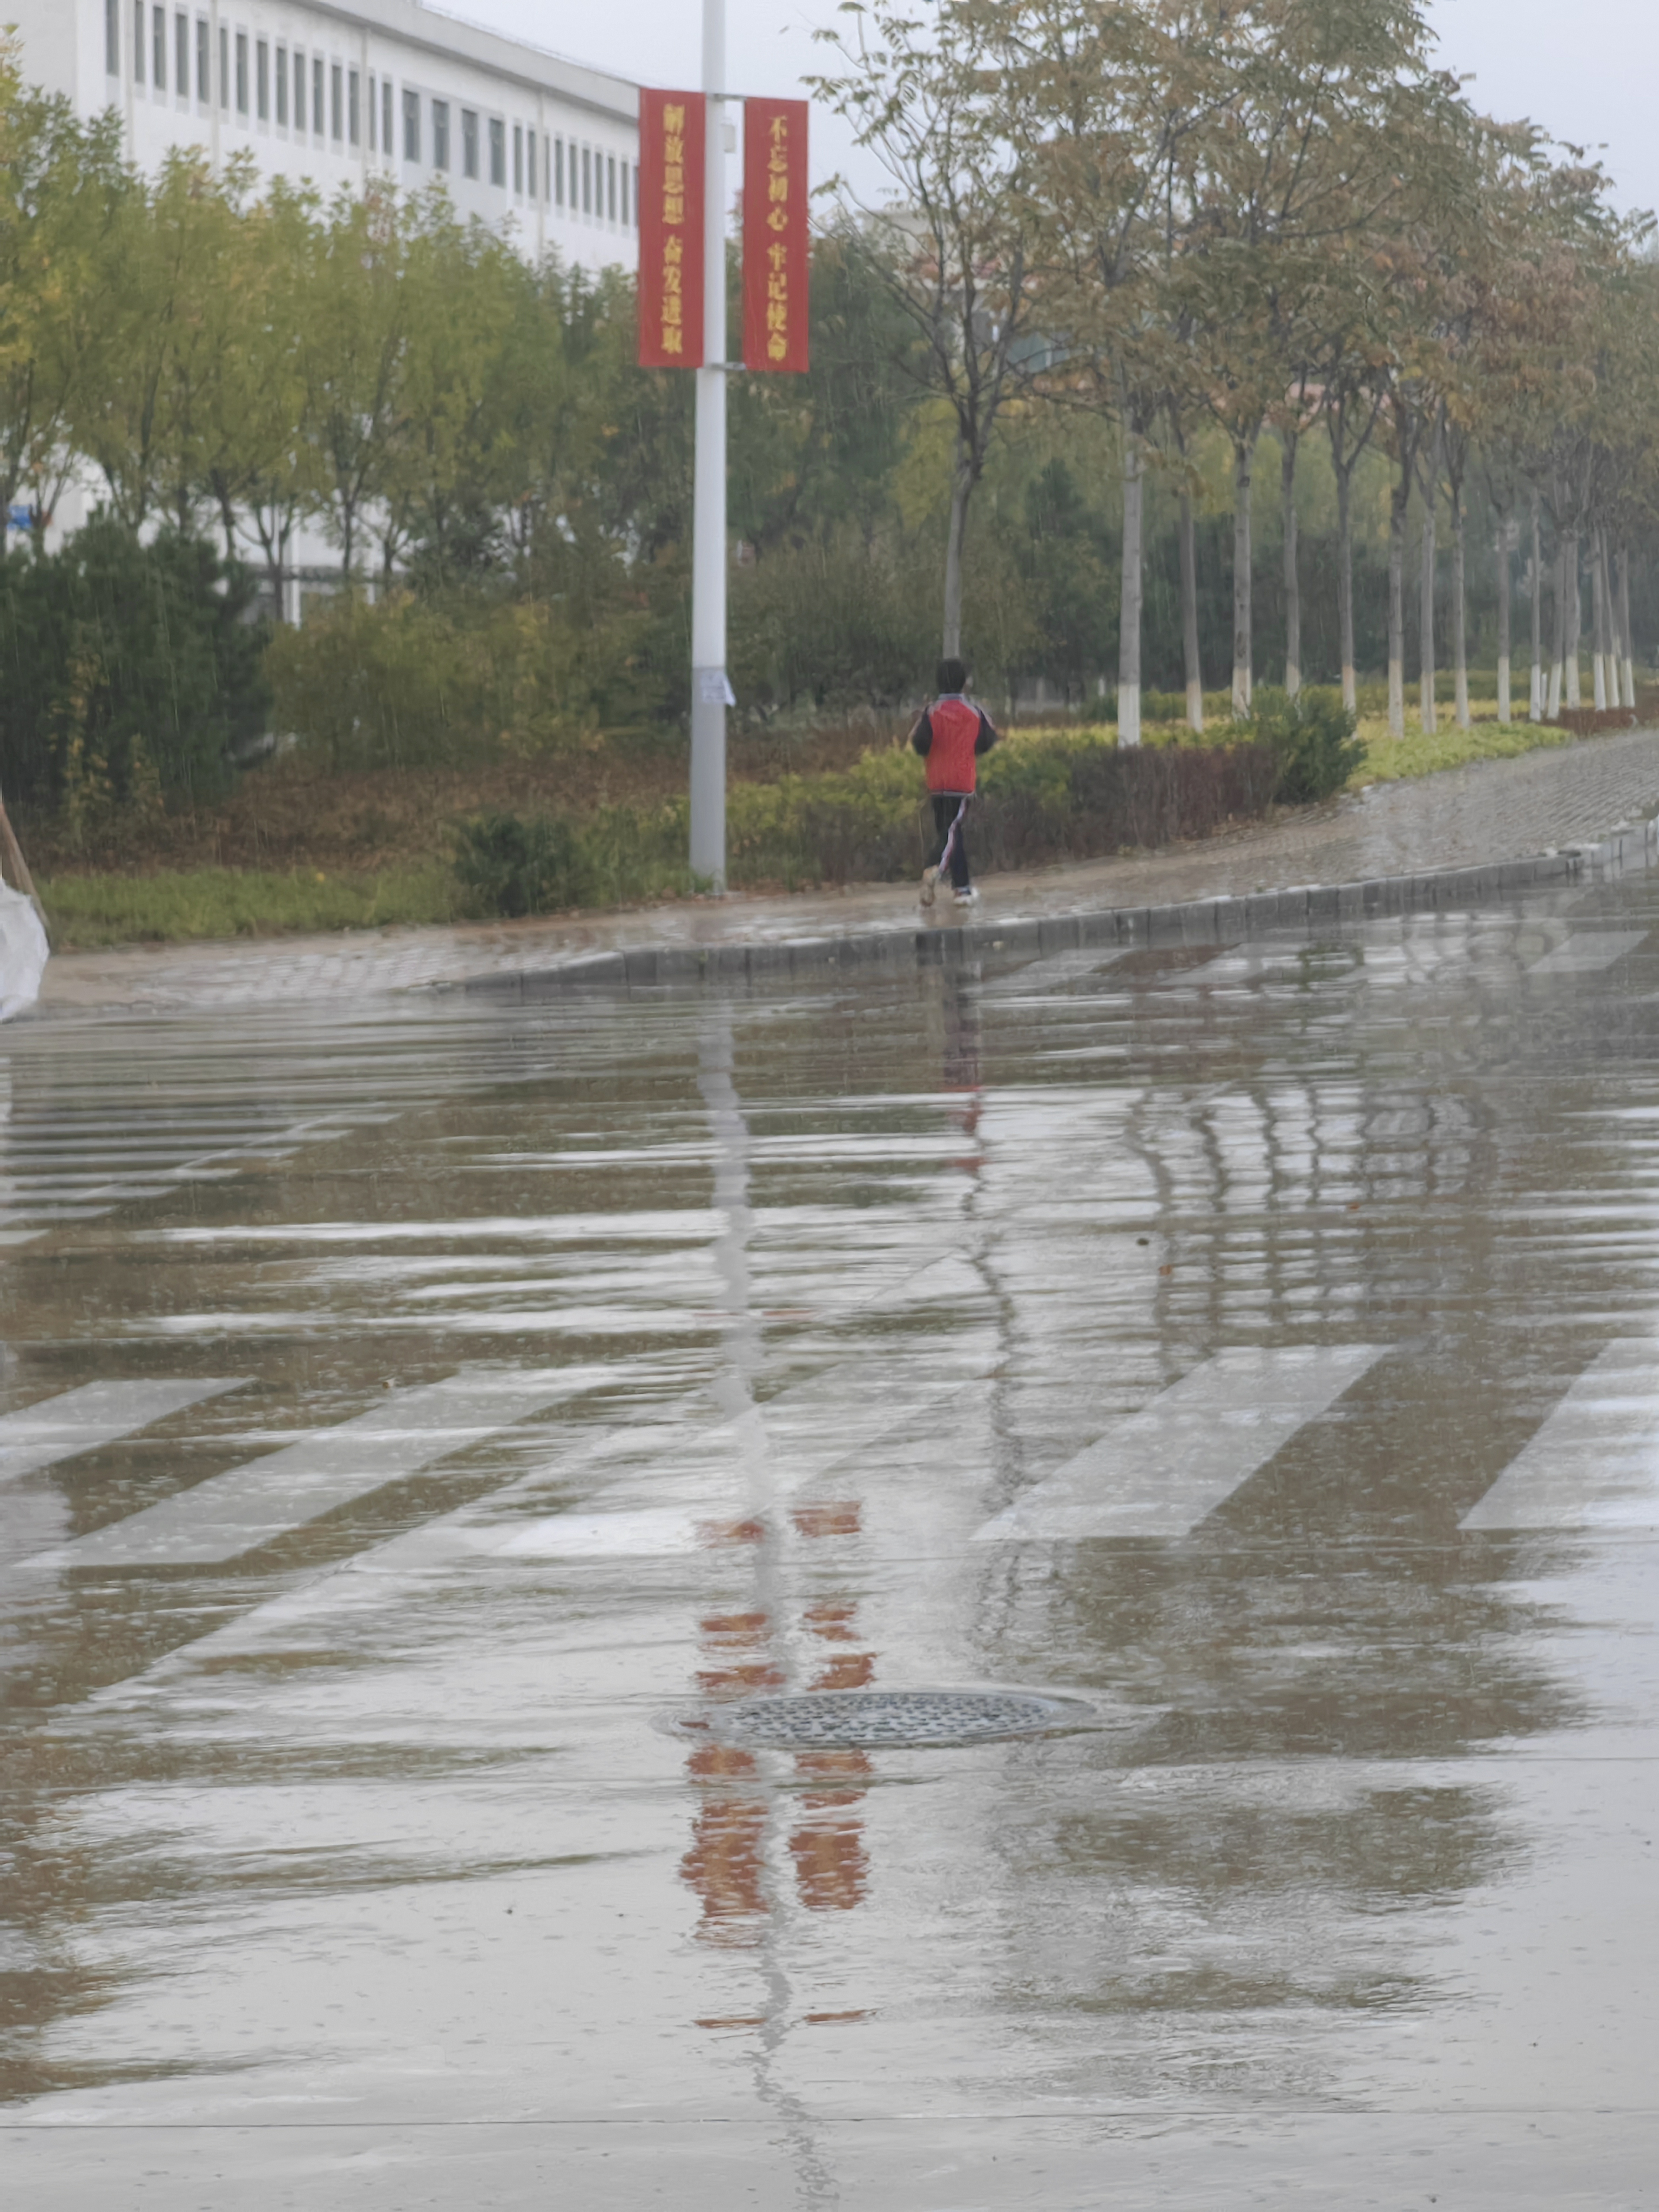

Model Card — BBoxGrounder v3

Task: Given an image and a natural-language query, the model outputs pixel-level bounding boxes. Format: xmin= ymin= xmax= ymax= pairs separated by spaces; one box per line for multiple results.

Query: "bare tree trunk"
xmin=1388 ymin=472 xmax=1408 ymax=738
xmin=1618 ymin=545 xmax=1636 ymax=709
xmin=942 ymin=433 xmax=972 ymax=660
xmin=1591 ymin=530 xmax=1609 ymax=710
xmin=1530 ymin=492 xmax=1544 ymax=719
xmin=1118 ymin=428 xmax=1143 ymax=748
xmin=1179 ymin=484 xmax=1203 ymax=732
xmin=1547 ymin=537 xmax=1566 ymax=719
xmin=1564 ymin=532 xmax=1581 ymax=708
xmin=1231 ymin=433 xmax=1255 ymax=717
xmin=1600 ymin=530 xmax=1621 ymax=707
xmin=1282 ymin=429 xmax=1300 ymax=697
xmin=1494 ymin=503 xmax=1512 ymax=724
xmin=1451 ymin=477 xmax=1469 ymax=731
xmin=1336 ymin=460 xmax=1357 ymax=713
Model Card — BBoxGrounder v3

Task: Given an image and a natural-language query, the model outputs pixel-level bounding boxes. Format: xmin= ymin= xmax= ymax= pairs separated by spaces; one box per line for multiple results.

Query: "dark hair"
xmin=935 ymin=656 xmax=968 ymax=694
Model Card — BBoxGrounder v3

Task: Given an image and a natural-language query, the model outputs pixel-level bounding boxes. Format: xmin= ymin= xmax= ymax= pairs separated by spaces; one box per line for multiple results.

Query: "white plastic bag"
xmin=0 ymin=882 xmax=48 ymax=1021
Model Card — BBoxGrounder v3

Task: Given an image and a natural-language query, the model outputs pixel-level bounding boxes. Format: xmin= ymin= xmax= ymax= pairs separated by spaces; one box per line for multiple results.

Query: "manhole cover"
xmin=655 ymin=1687 xmax=1097 ymax=1750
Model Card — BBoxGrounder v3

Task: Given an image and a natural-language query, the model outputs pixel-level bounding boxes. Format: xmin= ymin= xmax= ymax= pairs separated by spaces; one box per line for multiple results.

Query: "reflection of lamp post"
xmin=689 ymin=0 xmax=729 ymax=889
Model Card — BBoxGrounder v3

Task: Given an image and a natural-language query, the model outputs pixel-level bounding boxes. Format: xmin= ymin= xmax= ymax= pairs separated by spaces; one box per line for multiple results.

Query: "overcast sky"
xmin=441 ymin=0 xmax=1657 ymax=219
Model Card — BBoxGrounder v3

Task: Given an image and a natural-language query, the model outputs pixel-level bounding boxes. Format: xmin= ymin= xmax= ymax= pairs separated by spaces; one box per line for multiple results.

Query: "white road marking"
xmin=0 ymin=1379 xmax=248 ymax=1487
xmin=974 ymin=1345 xmax=1388 ymax=1542
xmin=1527 ymin=930 xmax=1648 ymax=975
xmin=1461 ymin=1340 xmax=1659 ymax=1529
xmin=46 ymin=1371 xmax=592 ymax=1568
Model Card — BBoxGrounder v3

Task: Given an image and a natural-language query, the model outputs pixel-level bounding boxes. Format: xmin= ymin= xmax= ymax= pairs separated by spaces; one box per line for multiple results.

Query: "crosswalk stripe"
xmin=1527 ymin=930 xmax=1648 ymax=975
xmin=0 ymin=1379 xmax=249 ymax=1487
xmin=974 ymin=1345 xmax=1388 ymax=1542
xmin=46 ymin=1371 xmax=591 ymax=1568
xmin=1460 ymin=1340 xmax=1659 ymax=1529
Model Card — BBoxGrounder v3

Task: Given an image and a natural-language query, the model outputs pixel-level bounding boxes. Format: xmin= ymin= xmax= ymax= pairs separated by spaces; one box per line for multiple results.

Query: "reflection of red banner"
xmin=638 ymin=89 xmax=704 ymax=368
xmin=742 ymin=98 xmax=808 ymax=373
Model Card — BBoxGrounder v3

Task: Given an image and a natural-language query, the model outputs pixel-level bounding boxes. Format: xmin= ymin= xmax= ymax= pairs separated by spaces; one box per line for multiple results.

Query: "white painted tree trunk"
xmin=1282 ymin=430 xmax=1300 ymax=697
xmin=1451 ymin=481 xmax=1469 ymax=731
xmin=1387 ymin=479 xmax=1408 ymax=739
xmin=1547 ymin=538 xmax=1566 ymax=719
xmin=1231 ymin=435 xmax=1254 ymax=717
xmin=1564 ymin=533 xmax=1581 ymax=709
xmin=1591 ymin=531 xmax=1608 ymax=710
xmin=1179 ymin=485 xmax=1203 ymax=732
xmin=1529 ymin=493 xmax=1543 ymax=720
xmin=1419 ymin=426 xmax=1439 ymax=734
xmin=1494 ymin=505 xmax=1512 ymax=725
xmin=1618 ymin=547 xmax=1636 ymax=709
xmin=1118 ymin=430 xmax=1143 ymax=748
xmin=1336 ymin=461 xmax=1357 ymax=713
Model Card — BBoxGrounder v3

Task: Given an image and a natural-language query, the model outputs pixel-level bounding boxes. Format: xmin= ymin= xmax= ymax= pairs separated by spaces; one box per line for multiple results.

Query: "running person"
xmin=910 ymin=657 xmax=999 ymax=908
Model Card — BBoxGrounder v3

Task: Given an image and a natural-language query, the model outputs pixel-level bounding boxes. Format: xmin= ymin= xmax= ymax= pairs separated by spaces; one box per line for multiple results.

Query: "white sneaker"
xmin=920 ymin=866 xmax=940 ymax=907
xmin=953 ymin=885 xmax=979 ymax=907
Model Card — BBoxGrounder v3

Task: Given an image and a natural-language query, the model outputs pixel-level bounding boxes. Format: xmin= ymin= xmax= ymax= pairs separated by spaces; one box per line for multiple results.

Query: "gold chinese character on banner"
xmin=664 ymin=103 xmax=684 ymax=130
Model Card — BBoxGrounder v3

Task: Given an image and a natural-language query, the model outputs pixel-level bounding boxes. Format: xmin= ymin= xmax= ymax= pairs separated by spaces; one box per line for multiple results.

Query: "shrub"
xmin=266 ymin=590 xmax=662 ymax=771
xmin=1248 ymin=685 xmax=1364 ymax=802
xmin=454 ymin=812 xmax=586 ymax=915
xmin=0 ymin=519 xmax=269 ymax=814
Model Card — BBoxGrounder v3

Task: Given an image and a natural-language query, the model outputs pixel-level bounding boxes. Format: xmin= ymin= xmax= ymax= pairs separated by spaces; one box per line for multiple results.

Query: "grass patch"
xmin=1351 ymin=716 xmax=1581 ymax=784
xmin=40 ymin=864 xmax=467 ymax=949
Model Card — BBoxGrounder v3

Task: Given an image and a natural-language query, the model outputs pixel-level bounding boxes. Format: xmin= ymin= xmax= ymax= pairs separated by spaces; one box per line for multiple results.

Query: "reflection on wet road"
xmin=5 ymin=883 xmax=1659 ymax=2205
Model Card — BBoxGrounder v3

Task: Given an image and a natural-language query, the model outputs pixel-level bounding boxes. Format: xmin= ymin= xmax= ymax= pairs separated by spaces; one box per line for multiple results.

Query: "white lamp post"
xmin=688 ymin=0 xmax=729 ymax=890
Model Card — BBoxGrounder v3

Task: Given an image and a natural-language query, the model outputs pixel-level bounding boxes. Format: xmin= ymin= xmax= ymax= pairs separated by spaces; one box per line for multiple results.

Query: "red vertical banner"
xmin=638 ymin=89 xmax=705 ymax=368
xmin=743 ymin=98 xmax=809 ymax=373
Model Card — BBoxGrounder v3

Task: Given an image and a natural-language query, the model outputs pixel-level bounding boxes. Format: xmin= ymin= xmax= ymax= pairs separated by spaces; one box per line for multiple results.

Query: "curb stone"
xmin=447 ymin=814 xmax=1659 ymax=1002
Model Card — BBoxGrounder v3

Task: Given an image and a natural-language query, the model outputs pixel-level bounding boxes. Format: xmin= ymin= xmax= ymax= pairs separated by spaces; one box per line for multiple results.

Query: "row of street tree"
xmin=812 ymin=0 xmax=1659 ymax=738
xmin=1 ymin=10 xmax=1656 ymax=768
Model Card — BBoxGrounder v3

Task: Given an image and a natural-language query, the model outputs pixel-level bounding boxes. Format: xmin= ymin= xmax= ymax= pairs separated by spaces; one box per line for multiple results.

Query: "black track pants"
xmin=930 ymin=793 xmax=972 ymax=889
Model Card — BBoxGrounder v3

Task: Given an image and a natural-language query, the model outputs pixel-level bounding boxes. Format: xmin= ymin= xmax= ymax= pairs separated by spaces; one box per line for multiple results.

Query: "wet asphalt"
xmin=4 ymin=874 xmax=1659 ymax=2208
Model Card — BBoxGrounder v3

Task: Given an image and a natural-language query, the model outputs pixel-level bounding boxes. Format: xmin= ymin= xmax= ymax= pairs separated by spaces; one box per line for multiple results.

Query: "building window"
xmin=382 ymin=80 xmax=393 ymax=159
xmin=607 ymin=155 xmax=616 ymax=222
xmin=292 ymin=49 xmax=304 ymax=130
xmin=331 ymin=64 xmax=342 ymax=141
xmin=106 ymin=0 xmax=119 ymax=75
xmin=152 ymin=5 xmax=165 ymax=90
xmin=175 ymin=11 xmax=187 ymax=97
xmin=312 ymin=57 xmax=322 ymax=134
xmin=431 ymin=99 xmax=449 ymax=170
xmin=349 ymin=70 xmax=360 ymax=147
xmin=527 ymin=131 xmax=535 ymax=199
xmin=489 ymin=117 xmax=505 ymax=187
xmin=255 ymin=39 xmax=268 ymax=121
xmin=619 ymin=160 xmax=628 ymax=225
xmin=512 ymin=123 xmax=523 ymax=195
xmin=196 ymin=16 xmax=208 ymax=101
xmin=554 ymin=137 xmax=563 ymax=206
xmin=275 ymin=44 xmax=287 ymax=125
xmin=235 ymin=30 xmax=247 ymax=114
xmin=461 ymin=109 xmax=478 ymax=179
xmin=581 ymin=145 xmax=591 ymax=215
xmin=218 ymin=24 xmax=227 ymax=106
xmin=402 ymin=87 xmax=420 ymax=163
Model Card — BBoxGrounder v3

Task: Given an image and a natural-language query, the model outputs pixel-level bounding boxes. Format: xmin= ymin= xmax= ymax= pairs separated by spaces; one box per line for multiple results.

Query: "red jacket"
xmin=911 ymin=696 xmax=998 ymax=793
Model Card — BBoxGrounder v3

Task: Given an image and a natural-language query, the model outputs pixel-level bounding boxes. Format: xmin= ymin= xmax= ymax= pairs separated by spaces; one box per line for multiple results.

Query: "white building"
xmin=9 ymin=0 xmax=640 ymax=277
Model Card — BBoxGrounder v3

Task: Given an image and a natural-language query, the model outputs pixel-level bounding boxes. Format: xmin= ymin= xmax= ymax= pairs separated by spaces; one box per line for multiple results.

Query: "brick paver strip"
xmin=36 ymin=726 xmax=1659 ymax=1014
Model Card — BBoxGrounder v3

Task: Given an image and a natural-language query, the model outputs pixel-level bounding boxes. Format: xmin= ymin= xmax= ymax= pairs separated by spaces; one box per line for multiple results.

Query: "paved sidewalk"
xmin=35 ymin=725 xmax=1659 ymax=1014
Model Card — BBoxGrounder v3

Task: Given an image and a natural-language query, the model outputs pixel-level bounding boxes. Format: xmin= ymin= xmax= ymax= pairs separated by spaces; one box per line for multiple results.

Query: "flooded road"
xmin=4 ymin=878 xmax=1659 ymax=2207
